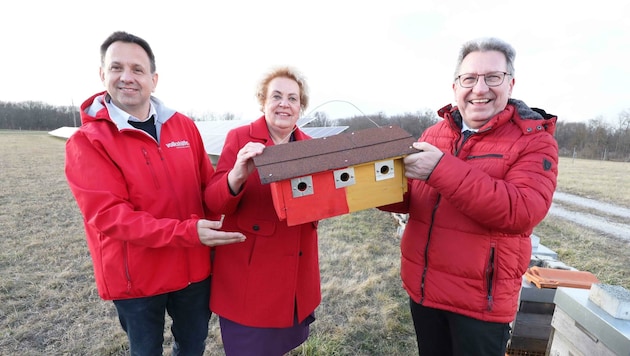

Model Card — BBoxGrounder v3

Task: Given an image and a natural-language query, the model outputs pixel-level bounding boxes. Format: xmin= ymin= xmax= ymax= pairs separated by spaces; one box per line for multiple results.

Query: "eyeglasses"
xmin=455 ymin=71 xmax=511 ymax=88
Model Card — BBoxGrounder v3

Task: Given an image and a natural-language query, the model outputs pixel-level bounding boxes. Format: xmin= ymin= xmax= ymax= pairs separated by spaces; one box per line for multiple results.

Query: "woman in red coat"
xmin=205 ymin=66 xmax=320 ymax=356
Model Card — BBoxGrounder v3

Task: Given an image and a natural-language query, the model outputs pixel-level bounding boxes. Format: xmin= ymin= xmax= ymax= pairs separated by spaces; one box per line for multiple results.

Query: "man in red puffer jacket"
xmin=380 ymin=37 xmax=558 ymax=356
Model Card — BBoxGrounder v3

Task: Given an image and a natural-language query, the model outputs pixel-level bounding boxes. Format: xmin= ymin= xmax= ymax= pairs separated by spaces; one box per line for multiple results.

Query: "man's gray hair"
xmin=454 ymin=37 xmax=516 ymax=79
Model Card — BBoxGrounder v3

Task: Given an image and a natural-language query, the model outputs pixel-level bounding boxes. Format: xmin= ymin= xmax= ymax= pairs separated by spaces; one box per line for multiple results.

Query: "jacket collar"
xmin=438 ymin=98 xmax=557 ymax=135
xmin=80 ymin=90 xmax=176 ymax=128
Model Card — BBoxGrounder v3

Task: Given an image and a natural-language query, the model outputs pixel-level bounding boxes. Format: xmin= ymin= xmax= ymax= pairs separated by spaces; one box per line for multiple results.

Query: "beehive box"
xmin=253 ymin=125 xmax=418 ymax=226
xmin=507 ymin=276 xmax=557 ymax=355
xmin=548 ymin=287 xmax=630 ymax=356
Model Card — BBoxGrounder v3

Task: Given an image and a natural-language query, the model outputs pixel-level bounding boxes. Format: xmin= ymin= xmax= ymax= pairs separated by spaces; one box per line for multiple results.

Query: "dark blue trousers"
xmin=113 ymin=277 xmax=211 ymax=356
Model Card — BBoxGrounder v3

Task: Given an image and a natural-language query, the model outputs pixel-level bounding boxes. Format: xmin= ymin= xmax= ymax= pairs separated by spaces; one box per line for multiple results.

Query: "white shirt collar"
xmin=462 ymin=122 xmax=478 ymax=133
xmin=104 ymin=94 xmax=157 ymax=123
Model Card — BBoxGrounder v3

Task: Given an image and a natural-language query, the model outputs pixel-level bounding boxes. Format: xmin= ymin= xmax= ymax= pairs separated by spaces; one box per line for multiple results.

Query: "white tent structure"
xmin=48 ymin=126 xmax=78 ymax=139
xmin=195 ymin=119 xmax=348 ymax=164
xmin=49 ymin=119 xmax=349 ymax=165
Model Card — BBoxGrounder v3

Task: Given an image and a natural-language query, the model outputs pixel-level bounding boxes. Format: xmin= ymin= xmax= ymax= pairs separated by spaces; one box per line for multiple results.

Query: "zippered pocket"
xmin=141 ymin=147 xmax=161 ymax=189
xmin=485 ymin=244 xmax=496 ymax=311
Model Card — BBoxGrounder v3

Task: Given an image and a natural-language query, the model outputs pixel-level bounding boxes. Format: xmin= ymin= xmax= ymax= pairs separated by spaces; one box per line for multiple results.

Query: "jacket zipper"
xmin=156 ymin=146 xmax=192 ymax=281
xmin=421 ymin=129 xmax=467 ymax=302
xmin=420 ymin=195 xmax=442 ymax=304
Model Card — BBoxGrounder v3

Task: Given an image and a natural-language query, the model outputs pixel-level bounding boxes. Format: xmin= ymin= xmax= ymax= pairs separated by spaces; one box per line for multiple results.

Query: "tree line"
xmin=2 ymin=100 xmax=629 ymax=162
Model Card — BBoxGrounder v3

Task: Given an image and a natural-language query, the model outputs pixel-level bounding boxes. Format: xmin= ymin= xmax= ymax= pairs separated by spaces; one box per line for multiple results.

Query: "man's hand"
xmin=197 ymin=218 xmax=246 ymax=246
xmin=403 ymin=142 xmax=444 ymax=181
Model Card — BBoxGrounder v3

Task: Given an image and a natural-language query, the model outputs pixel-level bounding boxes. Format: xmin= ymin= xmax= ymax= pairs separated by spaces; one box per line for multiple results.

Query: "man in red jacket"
xmin=380 ymin=37 xmax=558 ymax=355
xmin=65 ymin=31 xmax=245 ymax=356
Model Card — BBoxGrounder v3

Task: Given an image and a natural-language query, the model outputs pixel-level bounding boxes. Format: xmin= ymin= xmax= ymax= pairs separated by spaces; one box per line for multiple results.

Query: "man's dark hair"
xmin=100 ymin=31 xmax=156 ymax=73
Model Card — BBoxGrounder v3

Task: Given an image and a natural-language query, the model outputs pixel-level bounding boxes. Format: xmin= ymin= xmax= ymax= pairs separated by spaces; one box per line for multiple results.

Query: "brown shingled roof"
xmin=254 ymin=125 xmax=418 ymax=184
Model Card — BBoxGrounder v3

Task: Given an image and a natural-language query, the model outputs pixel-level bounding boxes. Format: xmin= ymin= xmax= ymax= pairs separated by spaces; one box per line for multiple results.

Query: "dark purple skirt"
xmin=219 ymin=313 xmax=315 ymax=356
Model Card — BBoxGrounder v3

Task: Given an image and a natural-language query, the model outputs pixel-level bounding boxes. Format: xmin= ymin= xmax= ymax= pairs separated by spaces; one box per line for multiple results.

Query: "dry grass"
xmin=556 ymin=157 xmax=630 ymax=207
xmin=0 ymin=131 xmax=628 ymax=355
xmin=535 ymin=157 xmax=630 ymax=290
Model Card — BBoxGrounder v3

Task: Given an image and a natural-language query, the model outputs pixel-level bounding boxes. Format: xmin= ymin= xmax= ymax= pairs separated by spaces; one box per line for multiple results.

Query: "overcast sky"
xmin=2 ymin=0 xmax=629 ymax=124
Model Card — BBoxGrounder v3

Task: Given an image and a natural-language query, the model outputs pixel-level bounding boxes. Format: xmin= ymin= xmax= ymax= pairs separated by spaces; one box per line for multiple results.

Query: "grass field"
xmin=1 ymin=130 xmax=628 ymax=355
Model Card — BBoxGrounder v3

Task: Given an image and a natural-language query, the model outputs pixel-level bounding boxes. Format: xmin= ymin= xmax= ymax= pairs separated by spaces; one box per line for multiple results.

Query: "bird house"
xmin=253 ymin=125 xmax=418 ymax=226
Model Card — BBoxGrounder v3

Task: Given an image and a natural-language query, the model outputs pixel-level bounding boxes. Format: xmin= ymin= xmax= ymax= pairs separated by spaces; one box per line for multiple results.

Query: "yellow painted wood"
xmin=345 ymin=157 xmax=407 ymax=212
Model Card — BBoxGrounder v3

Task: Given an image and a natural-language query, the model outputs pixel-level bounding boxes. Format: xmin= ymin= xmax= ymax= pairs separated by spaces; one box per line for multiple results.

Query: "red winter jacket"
xmin=381 ymin=99 xmax=558 ymax=323
xmin=65 ymin=91 xmax=215 ymax=300
xmin=205 ymin=116 xmax=321 ymax=328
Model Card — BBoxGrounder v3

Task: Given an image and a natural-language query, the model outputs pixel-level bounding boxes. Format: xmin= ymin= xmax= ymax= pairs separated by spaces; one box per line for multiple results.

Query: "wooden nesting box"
xmin=253 ymin=125 xmax=418 ymax=226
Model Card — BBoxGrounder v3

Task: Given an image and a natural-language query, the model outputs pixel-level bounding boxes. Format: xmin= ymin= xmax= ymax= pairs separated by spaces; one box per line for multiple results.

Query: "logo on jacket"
xmin=166 ymin=140 xmax=190 ymax=149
